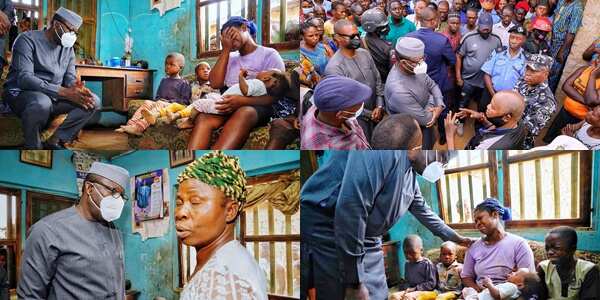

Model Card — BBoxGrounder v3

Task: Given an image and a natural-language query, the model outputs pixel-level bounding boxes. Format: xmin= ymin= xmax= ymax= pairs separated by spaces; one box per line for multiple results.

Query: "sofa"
xmin=0 ymin=60 xmax=300 ymax=149
xmin=423 ymin=240 xmax=600 ymax=267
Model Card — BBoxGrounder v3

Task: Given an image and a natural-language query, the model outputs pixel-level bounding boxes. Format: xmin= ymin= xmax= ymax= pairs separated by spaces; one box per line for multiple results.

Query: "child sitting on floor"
xmin=435 ymin=242 xmax=463 ymax=300
xmin=390 ymin=235 xmax=438 ymax=300
xmin=116 ymin=52 xmax=191 ymax=135
xmin=170 ymin=68 xmax=289 ymax=129
xmin=462 ymin=268 xmax=542 ymax=300
xmin=538 ymin=226 xmax=600 ymax=300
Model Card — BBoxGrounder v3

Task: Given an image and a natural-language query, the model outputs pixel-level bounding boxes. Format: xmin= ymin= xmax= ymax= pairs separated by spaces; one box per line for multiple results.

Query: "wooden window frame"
xmin=11 ymin=0 xmax=44 ymax=30
xmin=240 ymin=171 xmax=300 ymax=298
xmin=260 ymin=0 xmax=300 ymax=51
xmin=0 ymin=187 xmax=22 ymax=294
xmin=436 ymin=152 xmax=499 ymax=230
xmin=501 ymin=151 xmax=592 ymax=229
xmin=195 ymin=0 xmax=258 ymax=58
xmin=25 ymin=191 xmax=75 ymax=233
xmin=47 ymin=0 xmax=97 ymax=58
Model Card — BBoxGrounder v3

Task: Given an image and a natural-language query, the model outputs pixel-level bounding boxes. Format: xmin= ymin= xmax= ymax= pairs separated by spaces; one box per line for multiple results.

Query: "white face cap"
xmin=88 ymin=162 xmax=130 ymax=190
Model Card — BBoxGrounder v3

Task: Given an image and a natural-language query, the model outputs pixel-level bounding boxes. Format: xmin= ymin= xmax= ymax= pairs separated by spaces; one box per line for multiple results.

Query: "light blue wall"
xmin=127 ymin=1 xmax=298 ymax=94
xmin=0 ymin=150 xmax=299 ymax=300
xmin=97 ymin=0 xmax=131 ymax=63
xmin=0 ymin=150 xmax=80 ymax=249
xmin=387 ymin=150 xmax=600 ymax=278
xmin=108 ymin=150 xmax=299 ymax=300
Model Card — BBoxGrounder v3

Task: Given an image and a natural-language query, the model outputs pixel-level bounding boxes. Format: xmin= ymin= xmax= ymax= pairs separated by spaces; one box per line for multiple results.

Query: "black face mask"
xmin=346 ymin=37 xmax=362 ymax=49
xmin=377 ymin=25 xmax=390 ymax=37
xmin=480 ymin=32 xmax=490 ymax=39
xmin=487 ymin=114 xmax=507 ymax=127
xmin=533 ymin=30 xmax=547 ymax=41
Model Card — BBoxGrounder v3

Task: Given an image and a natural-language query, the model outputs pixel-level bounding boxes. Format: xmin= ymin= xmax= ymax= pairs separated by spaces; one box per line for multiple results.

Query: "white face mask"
xmin=421 ymin=151 xmax=445 ymax=183
xmin=347 ymin=103 xmax=364 ymax=120
xmin=89 ymin=184 xmax=125 ymax=222
xmin=413 ymin=61 xmax=428 ymax=75
xmin=55 ymin=24 xmax=77 ymax=48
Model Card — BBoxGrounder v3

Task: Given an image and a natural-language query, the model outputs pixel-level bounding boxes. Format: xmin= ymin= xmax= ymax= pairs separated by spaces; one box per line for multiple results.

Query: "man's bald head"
xmin=494 ymin=90 xmax=525 ymax=118
xmin=485 ymin=90 xmax=525 ymax=129
xmin=334 ymin=19 xmax=355 ymax=34
xmin=371 ymin=114 xmax=422 ymax=149
xmin=420 ymin=7 xmax=438 ymax=28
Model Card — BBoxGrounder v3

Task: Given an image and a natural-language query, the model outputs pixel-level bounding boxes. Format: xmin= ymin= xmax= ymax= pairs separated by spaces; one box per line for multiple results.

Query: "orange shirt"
xmin=564 ymin=67 xmax=600 ymax=119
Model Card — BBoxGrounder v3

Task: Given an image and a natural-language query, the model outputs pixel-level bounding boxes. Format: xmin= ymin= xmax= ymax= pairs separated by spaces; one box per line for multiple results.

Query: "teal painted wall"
xmin=0 ymin=150 xmax=80 ymax=252
xmin=387 ymin=150 xmax=600 ymax=278
xmin=126 ymin=1 xmax=298 ymax=94
xmin=0 ymin=150 xmax=299 ymax=300
xmin=97 ymin=0 xmax=132 ymax=63
xmin=109 ymin=150 xmax=299 ymax=300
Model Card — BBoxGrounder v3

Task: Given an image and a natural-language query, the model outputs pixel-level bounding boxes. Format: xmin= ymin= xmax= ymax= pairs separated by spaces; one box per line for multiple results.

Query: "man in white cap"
xmin=3 ymin=7 xmax=100 ymax=149
xmin=384 ymin=36 xmax=445 ymax=149
xmin=18 ymin=162 xmax=129 ymax=300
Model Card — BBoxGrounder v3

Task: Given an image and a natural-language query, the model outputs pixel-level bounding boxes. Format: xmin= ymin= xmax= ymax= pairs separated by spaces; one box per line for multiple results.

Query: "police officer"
xmin=515 ymin=54 xmax=556 ymax=149
xmin=523 ymin=16 xmax=552 ymax=56
xmin=361 ymin=8 xmax=394 ymax=82
xmin=480 ymin=25 xmax=528 ymax=111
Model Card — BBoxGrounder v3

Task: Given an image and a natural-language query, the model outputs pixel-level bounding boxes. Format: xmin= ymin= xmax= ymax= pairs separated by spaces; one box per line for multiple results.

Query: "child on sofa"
xmin=190 ymin=62 xmax=219 ymax=100
xmin=461 ymin=268 xmax=542 ymax=300
xmin=538 ymin=226 xmax=600 ymax=300
xmin=390 ymin=235 xmax=439 ymax=300
xmin=436 ymin=241 xmax=463 ymax=300
xmin=116 ymin=52 xmax=191 ymax=135
xmin=169 ymin=68 xmax=289 ymax=129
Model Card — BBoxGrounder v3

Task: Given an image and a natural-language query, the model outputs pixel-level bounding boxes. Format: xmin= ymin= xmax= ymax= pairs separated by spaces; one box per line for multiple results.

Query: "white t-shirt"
xmin=192 ymin=79 xmax=267 ymax=114
xmin=180 ymin=240 xmax=268 ymax=300
xmin=492 ymin=22 xmax=515 ymax=48
xmin=464 ymin=282 xmax=520 ymax=300
xmin=576 ymin=122 xmax=600 ymax=150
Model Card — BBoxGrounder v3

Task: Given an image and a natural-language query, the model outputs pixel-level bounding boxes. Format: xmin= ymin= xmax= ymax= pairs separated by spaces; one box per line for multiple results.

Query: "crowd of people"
xmin=299 ymin=0 xmax=600 ymax=150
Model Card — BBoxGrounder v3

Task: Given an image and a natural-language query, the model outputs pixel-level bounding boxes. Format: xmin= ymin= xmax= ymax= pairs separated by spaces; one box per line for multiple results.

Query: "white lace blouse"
xmin=180 ymin=240 xmax=268 ymax=300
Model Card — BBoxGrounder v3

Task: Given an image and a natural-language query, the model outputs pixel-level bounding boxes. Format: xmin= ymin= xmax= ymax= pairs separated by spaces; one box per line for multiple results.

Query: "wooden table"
xmin=76 ymin=64 xmax=156 ymax=112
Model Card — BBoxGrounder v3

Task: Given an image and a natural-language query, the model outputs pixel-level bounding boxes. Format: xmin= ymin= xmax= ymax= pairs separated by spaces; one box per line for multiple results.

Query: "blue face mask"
xmin=303 ymin=7 xmax=314 ymax=14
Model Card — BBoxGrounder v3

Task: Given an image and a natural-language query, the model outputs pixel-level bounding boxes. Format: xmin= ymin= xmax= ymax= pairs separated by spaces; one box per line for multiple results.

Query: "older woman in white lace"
xmin=175 ymin=151 xmax=268 ymax=300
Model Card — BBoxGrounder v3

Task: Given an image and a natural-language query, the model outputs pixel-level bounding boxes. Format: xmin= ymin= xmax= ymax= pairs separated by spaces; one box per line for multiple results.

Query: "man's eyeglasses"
xmin=336 ymin=33 xmax=360 ymax=39
xmin=57 ymin=21 xmax=78 ymax=35
xmin=92 ymin=181 xmax=128 ymax=201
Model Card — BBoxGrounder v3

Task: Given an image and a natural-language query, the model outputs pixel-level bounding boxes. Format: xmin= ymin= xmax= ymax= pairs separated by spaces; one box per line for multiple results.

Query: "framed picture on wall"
xmin=169 ymin=150 xmax=195 ymax=168
xmin=20 ymin=150 xmax=53 ymax=169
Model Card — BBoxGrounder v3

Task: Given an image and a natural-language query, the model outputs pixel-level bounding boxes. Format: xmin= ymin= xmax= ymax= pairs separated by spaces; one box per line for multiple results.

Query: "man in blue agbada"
xmin=300 ymin=151 xmax=474 ymax=300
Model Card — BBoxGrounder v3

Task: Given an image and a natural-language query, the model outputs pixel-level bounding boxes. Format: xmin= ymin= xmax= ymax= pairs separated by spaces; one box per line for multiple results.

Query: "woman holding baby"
xmin=187 ymin=16 xmax=286 ymax=149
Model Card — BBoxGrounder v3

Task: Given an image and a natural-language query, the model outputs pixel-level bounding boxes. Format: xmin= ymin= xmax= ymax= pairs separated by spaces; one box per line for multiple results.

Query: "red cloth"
xmin=515 ymin=1 xmax=530 ymax=11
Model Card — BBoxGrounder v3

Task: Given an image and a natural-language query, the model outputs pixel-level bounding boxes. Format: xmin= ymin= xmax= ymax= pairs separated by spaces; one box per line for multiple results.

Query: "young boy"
xmin=462 ymin=268 xmax=541 ymax=300
xmin=391 ymin=235 xmax=438 ymax=300
xmin=537 ymin=226 xmax=600 ymax=300
xmin=116 ymin=52 xmax=191 ymax=135
xmin=436 ymin=242 xmax=463 ymax=299
xmin=170 ymin=68 xmax=289 ymax=129
xmin=190 ymin=62 xmax=219 ymax=100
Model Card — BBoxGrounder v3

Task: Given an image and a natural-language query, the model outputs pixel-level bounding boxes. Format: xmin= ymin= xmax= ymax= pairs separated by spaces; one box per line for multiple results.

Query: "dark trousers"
xmin=543 ymin=106 xmax=581 ymax=144
xmin=4 ymin=90 xmax=99 ymax=149
xmin=421 ymin=126 xmax=435 ymax=149
xmin=300 ymin=202 xmax=388 ymax=300
xmin=458 ymin=82 xmax=485 ymax=123
xmin=437 ymin=87 xmax=458 ymax=143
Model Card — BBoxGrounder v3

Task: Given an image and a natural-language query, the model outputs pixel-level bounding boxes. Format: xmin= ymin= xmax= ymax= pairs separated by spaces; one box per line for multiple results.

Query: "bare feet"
xmin=115 ymin=125 xmax=143 ymax=136
xmin=41 ymin=114 xmax=68 ymax=142
xmin=166 ymin=111 xmax=180 ymax=123
xmin=176 ymin=117 xmax=195 ymax=129
xmin=141 ymin=108 xmax=157 ymax=125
